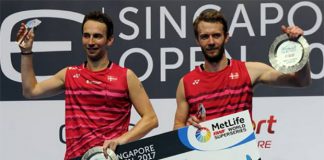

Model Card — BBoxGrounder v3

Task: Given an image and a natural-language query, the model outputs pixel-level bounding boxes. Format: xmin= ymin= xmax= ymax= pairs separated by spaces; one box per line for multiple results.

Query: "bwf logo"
xmin=195 ymin=127 xmax=211 ymax=143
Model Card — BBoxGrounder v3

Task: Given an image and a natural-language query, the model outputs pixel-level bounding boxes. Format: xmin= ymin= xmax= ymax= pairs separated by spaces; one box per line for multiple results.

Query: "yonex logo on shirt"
xmin=72 ymin=74 xmax=80 ymax=78
xmin=192 ymin=79 xmax=200 ymax=85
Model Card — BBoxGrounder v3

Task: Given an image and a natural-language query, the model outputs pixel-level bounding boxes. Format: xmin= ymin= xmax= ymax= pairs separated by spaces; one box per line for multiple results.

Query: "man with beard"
xmin=17 ymin=11 xmax=158 ymax=160
xmin=173 ymin=9 xmax=311 ymax=129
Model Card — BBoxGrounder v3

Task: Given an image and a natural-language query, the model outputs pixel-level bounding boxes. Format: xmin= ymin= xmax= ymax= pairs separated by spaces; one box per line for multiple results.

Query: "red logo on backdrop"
xmin=252 ymin=115 xmax=277 ymax=149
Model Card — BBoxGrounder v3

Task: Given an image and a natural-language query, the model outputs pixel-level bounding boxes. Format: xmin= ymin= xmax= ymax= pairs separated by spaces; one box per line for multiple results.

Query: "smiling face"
xmin=82 ymin=20 xmax=114 ymax=61
xmin=196 ymin=21 xmax=229 ymax=63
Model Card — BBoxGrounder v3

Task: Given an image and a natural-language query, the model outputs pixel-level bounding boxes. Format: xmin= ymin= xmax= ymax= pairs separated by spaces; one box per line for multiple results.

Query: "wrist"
xmin=117 ymin=135 xmax=129 ymax=145
xmin=21 ymin=51 xmax=33 ymax=55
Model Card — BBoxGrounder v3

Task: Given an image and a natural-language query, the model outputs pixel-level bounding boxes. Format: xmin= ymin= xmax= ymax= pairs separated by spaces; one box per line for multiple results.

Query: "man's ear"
xmin=106 ymin=36 xmax=114 ymax=46
xmin=195 ymin=38 xmax=200 ymax=46
xmin=224 ymin=32 xmax=229 ymax=43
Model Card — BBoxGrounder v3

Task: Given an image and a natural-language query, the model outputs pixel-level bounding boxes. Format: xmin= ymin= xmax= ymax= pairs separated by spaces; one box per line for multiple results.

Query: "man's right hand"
xmin=186 ymin=115 xmax=205 ymax=129
xmin=17 ymin=23 xmax=34 ymax=53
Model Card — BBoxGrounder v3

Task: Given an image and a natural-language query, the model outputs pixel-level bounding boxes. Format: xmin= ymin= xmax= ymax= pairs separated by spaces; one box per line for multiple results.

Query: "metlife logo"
xmin=1 ymin=0 xmax=323 ymax=101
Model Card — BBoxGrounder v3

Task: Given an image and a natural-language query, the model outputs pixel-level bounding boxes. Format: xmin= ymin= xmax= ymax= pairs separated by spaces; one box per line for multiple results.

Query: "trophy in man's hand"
xmin=269 ymin=34 xmax=310 ymax=73
xmin=16 ymin=19 xmax=41 ymax=47
xmin=82 ymin=146 xmax=118 ymax=160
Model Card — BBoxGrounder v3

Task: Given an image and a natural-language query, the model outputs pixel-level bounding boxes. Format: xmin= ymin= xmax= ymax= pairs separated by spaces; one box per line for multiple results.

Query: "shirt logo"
xmin=107 ymin=76 xmax=118 ymax=82
xmin=68 ymin=66 xmax=78 ymax=70
xmin=72 ymin=74 xmax=80 ymax=78
xmin=229 ymin=72 xmax=239 ymax=80
xmin=192 ymin=79 xmax=200 ymax=85
xmin=86 ymin=80 xmax=102 ymax=84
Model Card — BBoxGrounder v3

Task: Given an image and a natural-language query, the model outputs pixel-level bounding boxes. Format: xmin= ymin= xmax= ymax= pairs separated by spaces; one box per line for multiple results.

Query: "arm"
xmin=173 ymin=78 xmax=189 ymax=129
xmin=121 ymin=69 xmax=158 ymax=142
xmin=103 ymin=69 xmax=158 ymax=154
xmin=247 ymin=25 xmax=311 ymax=87
xmin=173 ymin=78 xmax=205 ymax=130
xmin=246 ymin=61 xmax=310 ymax=87
xmin=18 ymin=23 xmax=65 ymax=99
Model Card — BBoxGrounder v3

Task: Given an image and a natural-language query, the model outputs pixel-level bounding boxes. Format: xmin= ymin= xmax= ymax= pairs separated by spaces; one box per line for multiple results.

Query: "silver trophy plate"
xmin=81 ymin=146 xmax=118 ymax=160
xmin=269 ymin=34 xmax=310 ymax=73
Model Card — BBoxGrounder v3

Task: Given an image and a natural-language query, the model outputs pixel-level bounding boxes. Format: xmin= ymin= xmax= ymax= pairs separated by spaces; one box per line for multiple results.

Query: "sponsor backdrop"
xmin=1 ymin=0 xmax=323 ymax=159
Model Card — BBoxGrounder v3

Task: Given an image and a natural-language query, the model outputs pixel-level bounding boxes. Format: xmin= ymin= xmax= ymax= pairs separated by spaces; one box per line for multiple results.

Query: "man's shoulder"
xmin=182 ymin=66 xmax=201 ymax=80
xmin=66 ymin=64 xmax=83 ymax=70
xmin=110 ymin=62 xmax=129 ymax=73
xmin=230 ymin=59 xmax=245 ymax=64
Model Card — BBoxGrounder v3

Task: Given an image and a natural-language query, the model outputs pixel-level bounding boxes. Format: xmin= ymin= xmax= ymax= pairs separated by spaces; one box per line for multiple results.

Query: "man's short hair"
xmin=193 ymin=9 xmax=228 ymax=39
xmin=81 ymin=11 xmax=114 ymax=38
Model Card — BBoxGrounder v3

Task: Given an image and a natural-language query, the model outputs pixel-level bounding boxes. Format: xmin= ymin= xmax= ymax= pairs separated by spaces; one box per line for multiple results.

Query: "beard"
xmin=86 ymin=47 xmax=107 ymax=62
xmin=87 ymin=52 xmax=102 ymax=61
xmin=201 ymin=45 xmax=225 ymax=63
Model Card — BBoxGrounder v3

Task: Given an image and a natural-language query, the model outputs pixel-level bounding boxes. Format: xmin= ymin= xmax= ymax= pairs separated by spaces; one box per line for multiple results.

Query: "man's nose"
xmin=207 ymin=36 xmax=215 ymax=45
xmin=89 ymin=37 xmax=95 ymax=44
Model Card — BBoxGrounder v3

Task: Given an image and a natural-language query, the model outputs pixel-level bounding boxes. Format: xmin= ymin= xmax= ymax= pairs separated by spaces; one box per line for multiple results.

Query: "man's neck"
xmin=203 ymin=57 xmax=229 ymax=72
xmin=85 ymin=58 xmax=110 ymax=71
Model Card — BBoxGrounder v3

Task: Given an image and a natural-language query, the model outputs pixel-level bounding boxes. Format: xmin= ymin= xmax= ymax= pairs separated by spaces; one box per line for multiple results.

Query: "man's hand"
xmin=102 ymin=137 xmax=125 ymax=159
xmin=281 ymin=25 xmax=304 ymax=39
xmin=187 ymin=103 xmax=207 ymax=129
xmin=17 ymin=22 xmax=34 ymax=52
xmin=186 ymin=115 xmax=206 ymax=129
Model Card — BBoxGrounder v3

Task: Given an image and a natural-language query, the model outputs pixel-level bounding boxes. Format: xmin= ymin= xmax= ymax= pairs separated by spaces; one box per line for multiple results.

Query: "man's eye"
xmin=213 ymin=34 xmax=221 ymax=38
xmin=83 ymin=34 xmax=90 ymax=38
xmin=93 ymin=34 xmax=103 ymax=39
xmin=200 ymin=35 xmax=208 ymax=40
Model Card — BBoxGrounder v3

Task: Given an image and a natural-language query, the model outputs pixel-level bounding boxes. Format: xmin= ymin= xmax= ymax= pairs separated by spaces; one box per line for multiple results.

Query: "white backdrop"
xmin=1 ymin=96 xmax=323 ymax=160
